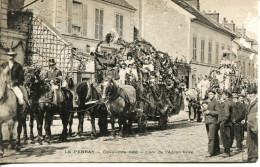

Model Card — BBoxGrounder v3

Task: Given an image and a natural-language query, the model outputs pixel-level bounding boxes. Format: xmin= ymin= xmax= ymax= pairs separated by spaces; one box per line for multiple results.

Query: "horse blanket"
xmin=119 ymin=85 xmax=136 ymax=106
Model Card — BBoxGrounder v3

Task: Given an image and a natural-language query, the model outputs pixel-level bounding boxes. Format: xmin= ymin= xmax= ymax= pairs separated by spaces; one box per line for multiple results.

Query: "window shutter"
xmin=67 ymin=0 xmax=72 ymax=33
xmin=83 ymin=5 xmax=87 ymax=36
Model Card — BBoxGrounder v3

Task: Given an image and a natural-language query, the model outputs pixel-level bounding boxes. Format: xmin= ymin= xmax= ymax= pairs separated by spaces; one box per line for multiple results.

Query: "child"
xmin=201 ymin=101 xmax=209 ymax=122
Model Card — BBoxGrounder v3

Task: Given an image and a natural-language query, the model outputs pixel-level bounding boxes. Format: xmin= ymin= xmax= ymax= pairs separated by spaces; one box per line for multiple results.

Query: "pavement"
xmin=0 ymin=110 xmax=249 ymax=163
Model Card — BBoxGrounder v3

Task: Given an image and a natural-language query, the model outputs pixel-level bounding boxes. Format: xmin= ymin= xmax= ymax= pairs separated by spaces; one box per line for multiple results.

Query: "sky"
xmin=200 ymin=0 xmax=258 ymax=40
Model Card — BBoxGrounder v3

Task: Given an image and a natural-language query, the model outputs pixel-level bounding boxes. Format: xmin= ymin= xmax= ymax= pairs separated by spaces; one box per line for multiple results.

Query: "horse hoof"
xmin=7 ymin=144 xmax=15 ymax=150
xmin=15 ymin=145 xmax=21 ymax=152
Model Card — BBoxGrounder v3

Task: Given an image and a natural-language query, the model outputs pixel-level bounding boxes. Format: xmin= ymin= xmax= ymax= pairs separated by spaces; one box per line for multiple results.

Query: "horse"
xmin=182 ymin=88 xmax=201 ymax=122
xmin=26 ymin=75 xmax=73 ymax=143
xmin=101 ymin=78 xmax=136 ymax=136
xmin=68 ymin=81 xmax=108 ymax=138
xmin=0 ymin=63 xmax=29 ymax=157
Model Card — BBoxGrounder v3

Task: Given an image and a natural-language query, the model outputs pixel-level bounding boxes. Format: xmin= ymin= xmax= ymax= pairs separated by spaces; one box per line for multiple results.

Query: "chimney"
xmin=205 ymin=10 xmax=220 ymax=23
xmin=185 ymin=0 xmax=200 ymax=10
xmin=223 ymin=18 xmax=236 ymax=32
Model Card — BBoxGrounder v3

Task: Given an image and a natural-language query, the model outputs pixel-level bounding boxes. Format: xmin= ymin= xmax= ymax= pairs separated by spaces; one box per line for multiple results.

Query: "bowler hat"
xmin=247 ymin=85 xmax=257 ymax=94
xmin=208 ymin=89 xmax=216 ymax=94
xmin=49 ymin=59 xmax=56 ymax=66
xmin=7 ymin=48 xmax=17 ymax=56
xmin=232 ymin=94 xmax=239 ymax=98
xmin=223 ymin=89 xmax=232 ymax=97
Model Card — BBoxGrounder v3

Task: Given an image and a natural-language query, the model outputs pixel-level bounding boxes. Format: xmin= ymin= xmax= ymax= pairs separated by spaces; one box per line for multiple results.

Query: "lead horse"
xmin=0 ymin=64 xmax=28 ymax=157
xmin=101 ymin=78 xmax=136 ymax=136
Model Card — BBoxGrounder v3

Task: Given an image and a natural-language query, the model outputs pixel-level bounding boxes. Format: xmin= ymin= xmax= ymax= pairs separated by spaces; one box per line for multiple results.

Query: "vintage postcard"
xmin=0 ymin=0 xmax=258 ymax=163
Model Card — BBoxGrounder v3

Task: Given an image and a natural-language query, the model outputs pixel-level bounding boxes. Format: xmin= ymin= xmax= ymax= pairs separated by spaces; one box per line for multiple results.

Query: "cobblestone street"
xmin=1 ymin=114 xmax=248 ymax=163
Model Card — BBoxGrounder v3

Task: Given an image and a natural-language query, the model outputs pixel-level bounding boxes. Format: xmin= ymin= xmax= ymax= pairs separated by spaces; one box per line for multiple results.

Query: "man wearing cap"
xmin=238 ymin=94 xmax=247 ymax=140
xmin=203 ymin=90 xmax=220 ymax=157
xmin=218 ymin=89 xmax=233 ymax=157
xmin=231 ymin=93 xmax=246 ymax=151
xmin=46 ymin=59 xmax=62 ymax=105
xmin=3 ymin=48 xmax=29 ymax=107
xmin=246 ymin=85 xmax=258 ymax=162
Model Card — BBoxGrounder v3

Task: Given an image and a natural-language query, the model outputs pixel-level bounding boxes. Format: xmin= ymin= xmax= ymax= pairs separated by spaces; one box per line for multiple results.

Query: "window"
xmin=201 ymin=39 xmax=205 ymax=63
xmin=242 ymin=62 xmax=246 ymax=76
xmin=86 ymin=45 xmax=90 ymax=52
xmin=208 ymin=41 xmax=212 ymax=64
xmin=252 ymin=63 xmax=255 ymax=78
xmin=227 ymin=45 xmax=231 ymax=51
xmin=221 ymin=44 xmax=225 ymax=51
xmin=72 ymin=1 xmax=83 ymax=35
xmin=215 ymin=43 xmax=219 ymax=64
xmin=95 ymin=8 xmax=104 ymax=40
xmin=116 ymin=13 xmax=123 ymax=38
xmin=192 ymin=36 xmax=197 ymax=61
xmin=248 ymin=63 xmax=251 ymax=76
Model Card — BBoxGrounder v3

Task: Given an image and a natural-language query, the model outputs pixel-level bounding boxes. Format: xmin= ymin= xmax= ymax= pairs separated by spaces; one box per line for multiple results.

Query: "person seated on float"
xmin=45 ymin=59 xmax=62 ymax=105
xmin=220 ymin=52 xmax=231 ymax=68
xmin=141 ymin=57 xmax=154 ymax=83
xmin=2 ymin=48 xmax=29 ymax=108
xmin=125 ymin=52 xmax=135 ymax=67
xmin=119 ymin=63 xmax=127 ymax=85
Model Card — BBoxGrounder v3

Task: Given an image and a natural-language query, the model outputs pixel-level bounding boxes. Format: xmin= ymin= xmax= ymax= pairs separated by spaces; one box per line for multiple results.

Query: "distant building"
xmin=126 ymin=0 xmax=235 ymax=88
xmin=232 ymin=27 xmax=258 ymax=82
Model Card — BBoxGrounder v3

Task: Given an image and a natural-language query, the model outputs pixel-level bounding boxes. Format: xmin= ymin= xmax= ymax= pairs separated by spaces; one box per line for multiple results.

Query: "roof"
xmin=100 ymin=0 xmax=136 ymax=10
xmin=171 ymin=0 xmax=235 ymax=37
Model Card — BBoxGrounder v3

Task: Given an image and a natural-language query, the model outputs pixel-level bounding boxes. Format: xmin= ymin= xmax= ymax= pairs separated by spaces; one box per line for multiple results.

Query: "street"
xmin=1 ymin=114 xmax=248 ymax=163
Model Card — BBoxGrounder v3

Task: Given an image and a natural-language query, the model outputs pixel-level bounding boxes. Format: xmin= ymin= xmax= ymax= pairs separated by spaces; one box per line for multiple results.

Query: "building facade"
xmin=25 ymin=0 xmax=136 ymax=54
xmin=126 ymin=0 xmax=235 ymax=88
xmin=0 ymin=0 xmax=28 ymax=65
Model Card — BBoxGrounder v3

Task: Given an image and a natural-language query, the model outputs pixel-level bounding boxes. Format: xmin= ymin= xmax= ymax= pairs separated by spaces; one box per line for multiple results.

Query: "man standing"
xmin=231 ymin=94 xmax=246 ymax=151
xmin=218 ymin=89 xmax=233 ymax=157
xmin=3 ymin=48 xmax=29 ymax=107
xmin=246 ymin=85 xmax=258 ymax=162
xmin=202 ymin=90 xmax=220 ymax=157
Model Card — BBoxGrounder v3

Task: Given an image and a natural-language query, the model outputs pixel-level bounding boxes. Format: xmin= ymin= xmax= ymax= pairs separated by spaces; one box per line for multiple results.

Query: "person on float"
xmin=125 ymin=52 xmax=135 ymax=67
xmin=119 ymin=63 xmax=127 ymax=85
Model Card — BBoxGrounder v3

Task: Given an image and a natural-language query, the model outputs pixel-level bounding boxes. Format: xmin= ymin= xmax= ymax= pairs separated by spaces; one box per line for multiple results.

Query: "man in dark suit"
xmin=3 ymin=49 xmax=28 ymax=106
xmin=202 ymin=90 xmax=220 ymax=157
xmin=218 ymin=89 xmax=233 ymax=157
xmin=46 ymin=59 xmax=62 ymax=105
xmin=246 ymin=85 xmax=258 ymax=162
xmin=231 ymin=94 xmax=246 ymax=151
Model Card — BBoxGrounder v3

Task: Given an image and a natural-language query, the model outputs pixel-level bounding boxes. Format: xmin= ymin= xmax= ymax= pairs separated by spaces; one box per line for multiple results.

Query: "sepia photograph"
xmin=0 ymin=0 xmax=258 ymax=163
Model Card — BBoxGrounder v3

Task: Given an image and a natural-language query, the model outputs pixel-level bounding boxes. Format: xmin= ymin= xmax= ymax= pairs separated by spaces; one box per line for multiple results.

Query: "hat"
xmin=232 ymin=94 xmax=239 ymax=98
xmin=223 ymin=89 xmax=232 ymax=97
xmin=121 ymin=63 xmax=127 ymax=67
xmin=238 ymin=94 xmax=245 ymax=97
xmin=208 ymin=89 xmax=216 ymax=94
xmin=7 ymin=48 xmax=17 ymax=56
xmin=202 ymin=101 xmax=209 ymax=105
xmin=49 ymin=59 xmax=56 ymax=66
xmin=247 ymin=85 xmax=257 ymax=94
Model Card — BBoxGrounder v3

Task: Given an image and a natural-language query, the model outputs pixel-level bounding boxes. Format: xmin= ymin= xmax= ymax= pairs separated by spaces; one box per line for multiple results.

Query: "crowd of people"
xmin=201 ymin=86 xmax=258 ymax=162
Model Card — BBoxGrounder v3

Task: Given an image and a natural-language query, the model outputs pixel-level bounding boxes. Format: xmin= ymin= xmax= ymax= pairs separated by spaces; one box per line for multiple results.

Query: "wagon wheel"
xmin=158 ymin=114 xmax=167 ymax=130
xmin=138 ymin=115 xmax=147 ymax=133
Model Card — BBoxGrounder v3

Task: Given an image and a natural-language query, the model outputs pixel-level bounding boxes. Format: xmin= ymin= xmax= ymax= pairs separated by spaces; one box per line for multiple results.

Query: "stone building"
xmin=0 ymin=0 xmax=28 ymax=65
xmin=126 ymin=0 xmax=235 ymax=88
xmin=23 ymin=0 xmax=136 ymax=83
